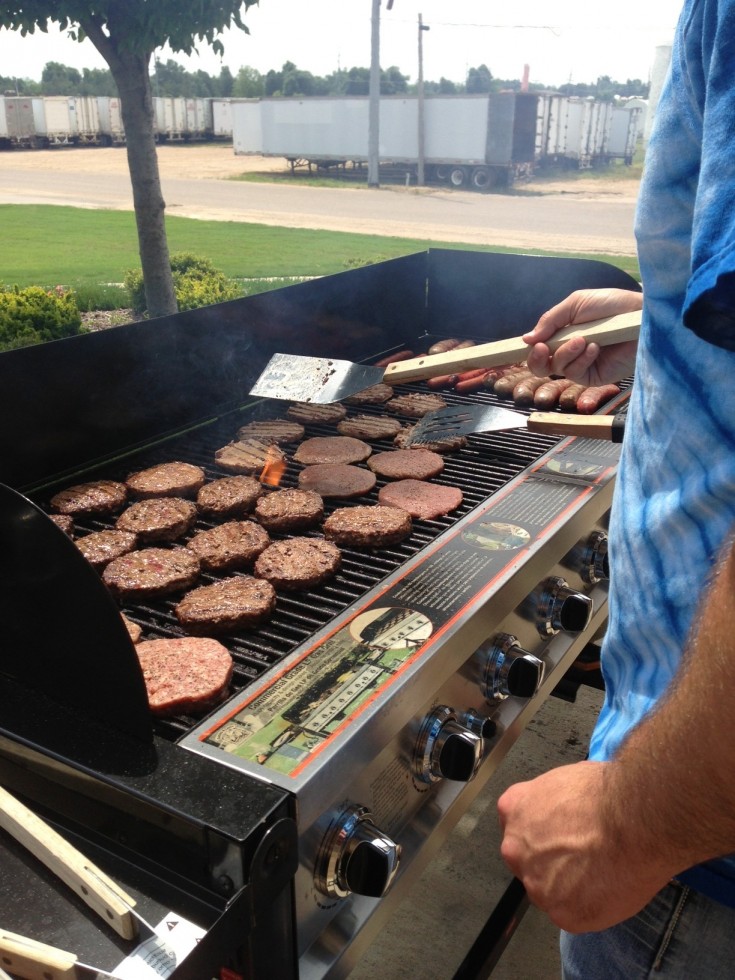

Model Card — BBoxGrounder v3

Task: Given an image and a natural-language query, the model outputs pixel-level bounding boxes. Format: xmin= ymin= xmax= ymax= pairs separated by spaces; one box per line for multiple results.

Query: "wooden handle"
xmin=383 ymin=311 xmax=641 ymax=384
xmin=0 ymin=930 xmax=78 ymax=979
xmin=527 ymin=413 xmax=617 ymax=440
xmin=0 ymin=785 xmax=138 ymax=941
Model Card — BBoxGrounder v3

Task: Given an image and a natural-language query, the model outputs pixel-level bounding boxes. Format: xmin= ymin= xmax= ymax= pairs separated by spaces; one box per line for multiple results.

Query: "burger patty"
xmin=196 ymin=475 xmax=263 ymax=518
xmin=103 ymin=547 xmax=201 ymax=599
xmin=125 ymin=461 xmax=206 ymax=499
xmin=50 ymin=480 xmax=128 ymax=517
xmin=378 ymin=479 xmax=464 ymax=520
xmin=387 ymin=393 xmax=447 ymax=418
xmin=293 ymin=436 xmax=372 ymax=466
xmin=50 ymin=514 xmax=75 ymax=536
xmin=134 ymin=637 xmax=234 ymax=717
xmin=236 ymin=419 xmax=305 ymax=444
xmin=76 ymin=529 xmax=139 ymax=571
xmin=186 ymin=520 xmax=270 ymax=572
xmin=343 ymin=383 xmax=394 ymax=405
xmin=214 ymin=439 xmax=286 ymax=475
xmin=175 ymin=576 xmax=277 ymax=635
xmin=323 ymin=505 xmax=413 ymax=548
xmin=393 ymin=425 xmax=468 ymax=454
xmin=367 ymin=448 xmax=445 ymax=481
xmin=255 ymin=537 xmax=341 ymax=591
xmin=122 ymin=614 xmax=142 ymax=644
xmin=254 ymin=488 xmax=325 ymax=533
xmin=115 ymin=497 xmax=198 ymax=543
xmin=286 ymin=402 xmax=347 ymax=425
xmin=336 ymin=415 xmax=403 ymax=440
xmin=298 ymin=463 xmax=377 ymax=499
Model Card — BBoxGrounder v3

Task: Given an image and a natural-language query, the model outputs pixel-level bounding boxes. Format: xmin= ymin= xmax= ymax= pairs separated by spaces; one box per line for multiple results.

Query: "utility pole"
xmin=368 ymin=0 xmax=382 ymax=188
xmin=417 ymin=13 xmax=430 ymax=186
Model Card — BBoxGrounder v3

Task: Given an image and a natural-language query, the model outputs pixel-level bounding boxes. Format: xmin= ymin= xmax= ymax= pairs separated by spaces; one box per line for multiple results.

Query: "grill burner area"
xmin=31 ymin=380 xmax=561 ymax=741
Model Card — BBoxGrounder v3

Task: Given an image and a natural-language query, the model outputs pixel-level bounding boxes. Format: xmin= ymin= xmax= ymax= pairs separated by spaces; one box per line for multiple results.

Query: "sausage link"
xmin=453 ymin=339 xmax=476 ymax=350
xmin=426 ymin=374 xmax=459 ymax=389
xmin=575 ymin=384 xmax=622 ymax=415
xmin=494 ymin=369 xmax=533 ymax=397
xmin=373 ymin=350 xmax=415 ymax=367
xmin=513 ymin=375 xmax=550 ymax=406
xmin=533 ymin=378 xmax=575 ymax=409
xmin=427 ymin=338 xmax=462 ymax=355
xmin=558 ymin=383 xmax=587 ymax=412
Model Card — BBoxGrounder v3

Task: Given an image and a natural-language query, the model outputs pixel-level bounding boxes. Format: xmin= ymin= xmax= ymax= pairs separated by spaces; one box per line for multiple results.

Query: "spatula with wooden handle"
xmin=249 ymin=311 xmax=641 ymax=404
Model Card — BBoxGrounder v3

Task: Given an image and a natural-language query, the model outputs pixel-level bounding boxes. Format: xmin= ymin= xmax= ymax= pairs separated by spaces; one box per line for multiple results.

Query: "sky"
xmin=0 ymin=1 xmax=683 ymax=90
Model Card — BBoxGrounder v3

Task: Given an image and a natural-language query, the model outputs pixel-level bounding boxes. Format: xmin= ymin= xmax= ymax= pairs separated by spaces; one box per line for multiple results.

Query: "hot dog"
xmin=575 ymin=384 xmax=621 ymax=414
xmin=426 ymin=374 xmax=459 ymax=389
xmin=455 ymin=372 xmax=492 ymax=394
xmin=533 ymin=378 xmax=575 ymax=409
xmin=373 ymin=350 xmax=415 ymax=367
xmin=513 ymin=375 xmax=550 ymax=406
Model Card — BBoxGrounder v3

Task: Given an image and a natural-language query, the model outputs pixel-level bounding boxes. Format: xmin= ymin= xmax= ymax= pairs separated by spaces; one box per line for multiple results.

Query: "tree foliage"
xmin=0 ymin=1 xmax=259 ymax=319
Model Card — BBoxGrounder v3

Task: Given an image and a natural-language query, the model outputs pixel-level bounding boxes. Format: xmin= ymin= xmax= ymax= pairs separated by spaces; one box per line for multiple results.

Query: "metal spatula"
xmin=249 ymin=312 xmax=641 ymax=403
xmin=405 ymin=404 xmax=627 ymax=444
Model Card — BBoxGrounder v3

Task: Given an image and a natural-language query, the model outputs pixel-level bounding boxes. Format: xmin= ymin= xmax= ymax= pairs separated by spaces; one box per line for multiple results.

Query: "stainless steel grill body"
xmin=0 ymin=249 xmax=639 ymax=978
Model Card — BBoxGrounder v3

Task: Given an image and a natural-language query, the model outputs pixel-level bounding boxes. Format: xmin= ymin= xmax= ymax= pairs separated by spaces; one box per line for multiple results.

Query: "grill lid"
xmin=0 ymin=483 xmax=152 ymax=744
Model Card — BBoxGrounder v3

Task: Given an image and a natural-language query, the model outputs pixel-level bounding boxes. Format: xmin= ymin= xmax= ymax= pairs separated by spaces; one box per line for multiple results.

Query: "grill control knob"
xmin=581 ymin=530 xmax=610 ymax=584
xmin=414 ymin=705 xmax=483 ymax=784
xmin=314 ymin=805 xmax=401 ymax=900
xmin=535 ymin=576 xmax=593 ymax=637
xmin=480 ymin=633 xmax=545 ymax=701
xmin=460 ymin=709 xmax=497 ymax=741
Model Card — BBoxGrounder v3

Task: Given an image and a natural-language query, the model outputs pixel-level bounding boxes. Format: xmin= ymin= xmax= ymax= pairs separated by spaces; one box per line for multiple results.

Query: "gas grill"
xmin=0 ymin=249 xmax=639 ymax=979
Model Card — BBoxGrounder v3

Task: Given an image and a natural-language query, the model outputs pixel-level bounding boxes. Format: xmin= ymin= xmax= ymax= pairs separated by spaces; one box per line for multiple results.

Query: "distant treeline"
xmin=2 ymin=59 xmax=650 ymax=102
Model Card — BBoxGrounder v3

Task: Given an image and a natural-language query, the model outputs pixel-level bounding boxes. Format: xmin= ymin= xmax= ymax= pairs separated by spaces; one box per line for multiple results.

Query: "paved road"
xmin=0 ymin=161 xmax=638 ymax=256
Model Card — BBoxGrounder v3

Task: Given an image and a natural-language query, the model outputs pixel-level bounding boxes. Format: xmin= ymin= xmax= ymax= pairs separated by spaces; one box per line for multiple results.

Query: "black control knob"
xmin=581 ymin=530 xmax=610 ymax=584
xmin=460 ymin=709 xmax=497 ymax=741
xmin=536 ymin=577 xmax=593 ymax=637
xmin=315 ymin=805 xmax=401 ymax=900
xmin=414 ymin=706 xmax=483 ymax=784
xmin=480 ymin=633 xmax=545 ymax=701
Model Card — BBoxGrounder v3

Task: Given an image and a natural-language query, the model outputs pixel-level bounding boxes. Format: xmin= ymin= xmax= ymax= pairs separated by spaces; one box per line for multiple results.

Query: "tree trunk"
xmin=110 ymin=53 xmax=178 ymax=318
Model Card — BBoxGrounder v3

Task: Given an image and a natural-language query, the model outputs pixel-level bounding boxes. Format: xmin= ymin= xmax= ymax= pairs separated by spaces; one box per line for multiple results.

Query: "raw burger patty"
xmin=323 ymin=505 xmax=412 ymax=547
xmin=286 ymin=402 xmax=347 ymax=424
xmin=103 ymin=547 xmax=201 ymax=599
xmin=298 ymin=463 xmax=376 ymax=499
xmin=254 ymin=488 xmax=324 ymax=533
xmin=255 ymin=537 xmax=341 ymax=591
xmin=387 ymin=393 xmax=447 ymax=418
xmin=50 ymin=480 xmax=128 ymax=516
xmin=344 ymin=383 xmax=395 ymax=405
xmin=337 ymin=415 xmax=402 ymax=440
xmin=378 ymin=479 xmax=463 ymax=520
xmin=367 ymin=448 xmax=444 ymax=481
xmin=215 ymin=439 xmax=286 ymax=475
xmin=294 ymin=436 xmax=372 ymax=466
xmin=236 ymin=419 xmax=305 ymax=444
xmin=50 ymin=514 xmax=75 ymax=536
xmin=135 ymin=637 xmax=233 ymax=717
xmin=393 ymin=425 xmax=468 ymax=454
xmin=125 ymin=461 xmax=205 ymax=499
xmin=196 ymin=475 xmax=262 ymax=518
xmin=76 ymin=529 xmax=139 ymax=571
xmin=175 ymin=576 xmax=276 ymax=635
xmin=116 ymin=497 xmax=197 ymax=543
xmin=122 ymin=614 xmax=142 ymax=644
xmin=186 ymin=520 xmax=270 ymax=572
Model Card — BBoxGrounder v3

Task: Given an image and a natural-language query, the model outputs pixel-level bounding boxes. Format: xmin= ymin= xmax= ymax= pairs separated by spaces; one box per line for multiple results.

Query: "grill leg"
xmin=451 ymin=877 xmax=530 ymax=980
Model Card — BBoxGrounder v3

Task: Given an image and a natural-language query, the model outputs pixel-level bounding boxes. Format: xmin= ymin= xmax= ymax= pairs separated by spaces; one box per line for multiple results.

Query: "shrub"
xmin=0 ymin=285 xmax=83 ymax=353
xmin=124 ymin=253 xmax=242 ymax=315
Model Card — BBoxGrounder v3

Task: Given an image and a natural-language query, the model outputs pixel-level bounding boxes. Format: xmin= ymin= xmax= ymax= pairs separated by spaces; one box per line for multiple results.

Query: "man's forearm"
xmin=606 ymin=535 xmax=735 ymax=871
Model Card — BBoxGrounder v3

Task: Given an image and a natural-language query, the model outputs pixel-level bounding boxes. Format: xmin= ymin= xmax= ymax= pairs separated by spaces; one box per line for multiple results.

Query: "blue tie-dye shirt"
xmin=589 ymin=0 xmax=735 ymax=903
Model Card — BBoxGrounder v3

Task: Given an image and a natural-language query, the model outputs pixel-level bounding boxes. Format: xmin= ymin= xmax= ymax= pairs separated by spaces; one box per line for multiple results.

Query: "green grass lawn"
xmin=0 ymin=203 xmax=640 ymax=296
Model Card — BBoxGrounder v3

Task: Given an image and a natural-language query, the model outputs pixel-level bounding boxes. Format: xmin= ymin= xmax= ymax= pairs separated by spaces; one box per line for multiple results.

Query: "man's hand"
xmin=523 ymin=288 xmax=642 ymax=385
xmin=497 ymin=761 xmax=674 ymax=933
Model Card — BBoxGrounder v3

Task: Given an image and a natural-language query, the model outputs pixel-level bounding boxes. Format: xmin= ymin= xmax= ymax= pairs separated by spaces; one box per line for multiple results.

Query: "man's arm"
xmin=497 ymin=533 xmax=735 ymax=933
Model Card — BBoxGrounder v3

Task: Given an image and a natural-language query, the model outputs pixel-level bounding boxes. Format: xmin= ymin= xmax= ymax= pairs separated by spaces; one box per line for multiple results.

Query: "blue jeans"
xmin=561 ymin=882 xmax=735 ymax=979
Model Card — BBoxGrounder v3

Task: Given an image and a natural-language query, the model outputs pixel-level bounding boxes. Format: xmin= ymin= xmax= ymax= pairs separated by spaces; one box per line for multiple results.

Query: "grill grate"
xmin=32 ymin=382 xmax=561 ymax=740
